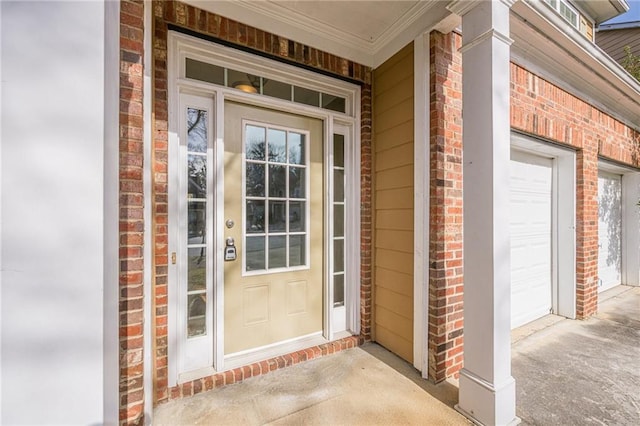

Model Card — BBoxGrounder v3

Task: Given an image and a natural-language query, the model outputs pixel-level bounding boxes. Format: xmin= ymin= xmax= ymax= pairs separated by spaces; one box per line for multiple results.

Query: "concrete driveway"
xmin=154 ymin=286 xmax=639 ymax=425
xmin=512 ymin=285 xmax=640 ymax=425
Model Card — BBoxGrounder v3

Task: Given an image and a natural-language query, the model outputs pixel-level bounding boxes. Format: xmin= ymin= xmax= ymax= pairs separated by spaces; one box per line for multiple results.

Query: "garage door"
xmin=598 ymin=171 xmax=622 ymax=292
xmin=510 ymin=152 xmax=553 ymax=329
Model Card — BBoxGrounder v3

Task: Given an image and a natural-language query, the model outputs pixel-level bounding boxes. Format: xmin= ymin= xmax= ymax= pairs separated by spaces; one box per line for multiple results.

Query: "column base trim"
xmin=455 ymin=404 xmax=521 ymax=426
xmin=457 ymin=368 xmax=521 ymax=426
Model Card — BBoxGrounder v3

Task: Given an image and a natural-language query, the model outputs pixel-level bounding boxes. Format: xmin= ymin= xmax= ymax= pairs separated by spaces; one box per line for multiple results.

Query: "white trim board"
xmin=413 ymin=32 xmax=430 ymax=376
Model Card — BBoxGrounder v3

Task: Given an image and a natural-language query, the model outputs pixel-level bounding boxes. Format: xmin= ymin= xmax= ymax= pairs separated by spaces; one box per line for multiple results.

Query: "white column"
xmin=451 ymin=0 xmax=519 ymax=425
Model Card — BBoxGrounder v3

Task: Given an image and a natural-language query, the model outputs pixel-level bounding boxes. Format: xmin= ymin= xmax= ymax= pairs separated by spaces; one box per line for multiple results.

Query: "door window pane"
xmin=334 ymin=204 xmax=344 ymax=237
xmin=246 ymin=200 xmax=265 ymax=233
xmin=263 ymin=79 xmax=292 ymax=101
xmin=289 ymin=202 xmax=305 ymax=232
xmin=187 ymin=108 xmax=208 ymax=153
xmin=268 ymin=236 xmax=287 ymax=269
xmin=289 ymin=133 xmax=305 ymax=165
xmin=333 ymin=274 xmax=345 ymax=307
xmin=269 ymin=201 xmax=286 ymax=232
xmin=289 ymin=167 xmax=305 ymax=198
xmin=334 ymin=239 xmax=344 ymax=273
xmin=186 ymin=58 xmax=224 ymax=86
xmin=246 ymin=125 xmax=266 ymax=160
xmin=188 ymin=202 xmax=206 ymax=244
xmin=187 ymin=248 xmax=206 ymax=291
xmin=246 ymin=163 xmax=265 ymax=197
xmin=268 ymin=129 xmax=287 ymax=163
xmin=333 ymin=134 xmax=344 ymax=167
xmin=334 ymin=169 xmax=344 ymax=202
xmin=322 ymin=94 xmax=346 ymax=113
xmin=269 ymin=165 xmax=287 ymax=198
xmin=246 ymin=236 xmax=266 ymax=271
xmin=289 ymin=235 xmax=306 ymax=267
xmin=188 ymin=154 xmax=207 ymax=198
xmin=187 ymin=294 xmax=207 ymax=337
xmin=294 ymin=86 xmax=320 ymax=107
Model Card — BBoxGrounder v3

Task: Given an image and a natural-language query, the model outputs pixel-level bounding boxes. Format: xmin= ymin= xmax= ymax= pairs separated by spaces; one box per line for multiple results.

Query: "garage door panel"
xmin=598 ymin=171 xmax=622 ymax=292
xmin=510 ymin=152 xmax=553 ymax=329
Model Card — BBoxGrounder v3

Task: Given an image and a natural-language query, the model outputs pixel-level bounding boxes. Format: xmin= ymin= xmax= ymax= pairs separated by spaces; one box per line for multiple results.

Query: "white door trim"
xmin=511 ymin=132 xmax=576 ymax=321
xmin=413 ymin=31 xmax=430 ymax=375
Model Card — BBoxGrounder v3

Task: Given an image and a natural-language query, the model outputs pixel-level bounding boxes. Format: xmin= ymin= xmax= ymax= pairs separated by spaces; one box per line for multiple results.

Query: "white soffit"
xmin=183 ymin=0 xmax=449 ymax=68
xmin=511 ymin=0 xmax=640 ymax=130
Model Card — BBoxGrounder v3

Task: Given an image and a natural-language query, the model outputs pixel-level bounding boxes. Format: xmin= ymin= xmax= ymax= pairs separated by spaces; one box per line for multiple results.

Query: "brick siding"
xmin=428 ymin=31 xmax=464 ymax=382
xmin=510 ymin=63 xmax=640 ymax=318
xmin=119 ymin=0 xmax=145 ymax=424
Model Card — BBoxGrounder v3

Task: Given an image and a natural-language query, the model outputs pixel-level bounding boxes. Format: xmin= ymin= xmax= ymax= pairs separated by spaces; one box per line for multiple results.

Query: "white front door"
xmin=598 ymin=171 xmax=622 ymax=292
xmin=510 ymin=151 xmax=553 ymax=329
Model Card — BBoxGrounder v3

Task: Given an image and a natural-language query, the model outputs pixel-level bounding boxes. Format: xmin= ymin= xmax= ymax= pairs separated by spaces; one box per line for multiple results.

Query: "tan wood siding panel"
xmin=375 ymin=267 xmax=413 ymax=297
xmin=374 ymin=325 xmax=413 ymax=362
xmin=376 ymin=306 xmax=413 ymax=341
xmin=375 ymin=164 xmax=414 ymax=191
xmin=375 ymin=42 xmax=414 ymax=75
xmin=373 ymin=42 xmax=414 ymax=363
xmin=376 ymin=187 xmax=414 ymax=210
xmin=374 ymin=76 xmax=414 ymax=115
xmin=374 ymin=99 xmax=413 ymax=133
xmin=375 ymin=230 xmax=413 ymax=253
xmin=376 ymin=209 xmax=414 ymax=231
xmin=375 ymin=121 xmax=413 ymax=152
xmin=375 ymin=248 xmax=413 ymax=274
xmin=376 ymin=143 xmax=414 ymax=171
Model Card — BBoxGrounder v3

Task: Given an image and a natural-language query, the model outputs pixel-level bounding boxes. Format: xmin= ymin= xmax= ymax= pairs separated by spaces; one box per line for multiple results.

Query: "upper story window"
xmin=543 ymin=0 xmax=579 ymax=29
xmin=542 ymin=0 xmax=594 ymax=40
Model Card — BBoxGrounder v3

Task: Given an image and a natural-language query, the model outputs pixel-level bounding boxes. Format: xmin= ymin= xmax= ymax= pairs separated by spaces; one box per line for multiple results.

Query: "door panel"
xmin=598 ymin=171 xmax=622 ymax=292
xmin=223 ymin=101 xmax=324 ymax=355
xmin=510 ymin=152 xmax=553 ymax=329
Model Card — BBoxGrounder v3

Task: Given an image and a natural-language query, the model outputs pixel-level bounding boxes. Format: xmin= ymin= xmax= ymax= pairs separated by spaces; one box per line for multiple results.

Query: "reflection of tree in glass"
xmin=187 ymin=109 xmax=207 ymax=152
xmin=188 ymin=157 xmax=207 ymax=199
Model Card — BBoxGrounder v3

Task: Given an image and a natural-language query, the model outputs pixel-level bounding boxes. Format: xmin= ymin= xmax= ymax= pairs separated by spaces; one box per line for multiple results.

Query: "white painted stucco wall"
xmin=1 ymin=1 xmax=119 ymax=424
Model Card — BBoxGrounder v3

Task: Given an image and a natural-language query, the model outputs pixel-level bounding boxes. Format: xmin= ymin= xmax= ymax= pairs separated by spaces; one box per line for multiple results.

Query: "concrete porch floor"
xmin=154 ymin=286 xmax=639 ymax=425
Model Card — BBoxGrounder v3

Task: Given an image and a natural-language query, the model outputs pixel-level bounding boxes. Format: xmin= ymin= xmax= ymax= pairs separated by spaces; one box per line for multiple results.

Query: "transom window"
xmin=244 ymin=122 xmax=309 ymax=272
xmin=186 ymin=58 xmax=347 ymax=113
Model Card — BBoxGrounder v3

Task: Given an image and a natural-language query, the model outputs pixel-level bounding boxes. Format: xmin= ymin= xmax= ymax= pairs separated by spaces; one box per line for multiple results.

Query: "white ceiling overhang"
xmin=575 ymin=0 xmax=629 ymax=25
xmin=183 ymin=0 xmax=452 ymax=68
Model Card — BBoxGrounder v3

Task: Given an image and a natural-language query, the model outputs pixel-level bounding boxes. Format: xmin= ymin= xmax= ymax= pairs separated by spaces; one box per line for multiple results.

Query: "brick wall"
xmin=119 ymin=0 xmax=145 ymax=424
xmin=151 ymin=0 xmax=373 ymax=405
xmin=428 ymin=35 xmax=640 ymax=382
xmin=428 ymin=31 xmax=464 ymax=382
xmin=510 ymin=63 xmax=640 ymax=318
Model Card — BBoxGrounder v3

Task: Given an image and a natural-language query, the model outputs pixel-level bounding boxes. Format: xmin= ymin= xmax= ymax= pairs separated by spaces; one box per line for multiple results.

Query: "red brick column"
xmin=575 ymin=147 xmax=599 ymax=318
xmin=152 ymin=2 xmax=170 ymax=404
xmin=119 ymin=0 xmax=145 ymax=424
xmin=428 ymin=31 xmax=464 ymax=382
